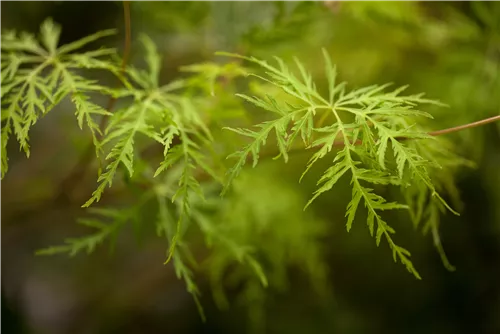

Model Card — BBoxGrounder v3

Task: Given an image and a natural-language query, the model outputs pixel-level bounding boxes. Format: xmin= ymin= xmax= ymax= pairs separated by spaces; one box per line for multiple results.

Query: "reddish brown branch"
xmin=427 ymin=114 xmax=500 ymax=137
xmin=297 ymin=114 xmax=500 ymax=151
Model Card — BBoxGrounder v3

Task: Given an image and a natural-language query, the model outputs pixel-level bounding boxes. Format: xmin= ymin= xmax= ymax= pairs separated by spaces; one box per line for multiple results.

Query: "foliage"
xmin=1 ymin=18 xmax=119 ymax=178
xmin=2 ymin=4 xmax=498 ymax=331
xmin=194 ymin=169 xmax=329 ymax=331
xmin=218 ymin=50 xmax=474 ymax=279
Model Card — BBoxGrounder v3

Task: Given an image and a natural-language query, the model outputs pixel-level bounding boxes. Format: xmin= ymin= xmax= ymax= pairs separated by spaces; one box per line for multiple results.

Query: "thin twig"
xmin=428 ymin=114 xmax=500 ymax=136
xmin=292 ymin=114 xmax=500 ymax=152
xmin=56 ymin=1 xmax=132 ymax=202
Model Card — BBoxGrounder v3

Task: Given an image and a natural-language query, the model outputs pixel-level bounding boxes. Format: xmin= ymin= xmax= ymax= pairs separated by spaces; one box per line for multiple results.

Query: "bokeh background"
xmin=2 ymin=2 xmax=500 ymax=334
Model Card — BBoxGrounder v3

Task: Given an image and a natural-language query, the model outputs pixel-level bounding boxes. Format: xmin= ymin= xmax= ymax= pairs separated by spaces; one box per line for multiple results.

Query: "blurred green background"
xmin=2 ymin=1 xmax=500 ymax=334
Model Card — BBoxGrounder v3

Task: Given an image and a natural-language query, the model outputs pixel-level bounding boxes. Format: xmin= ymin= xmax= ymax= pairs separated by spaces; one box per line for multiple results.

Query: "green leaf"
xmin=139 ymin=34 xmax=161 ymax=88
xmin=57 ymin=29 xmax=117 ymax=55
xmin=40 ymin=18 xmax=61 ymax=54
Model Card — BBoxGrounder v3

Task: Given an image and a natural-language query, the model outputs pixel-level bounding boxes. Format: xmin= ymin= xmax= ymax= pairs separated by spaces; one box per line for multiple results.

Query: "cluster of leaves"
xmin=1 ymin=19 xmax=246 ymax=314
xmin=1 ymin=19 xmax=224 ymax=258
xmin=192 ymin=169 xmax=329 ymax=331
xmin=1 ymin=18 xmax=324 ymax=325
xmin=219 ymin=50 xmax=472 ymax=279
xmin=1 ymin=16 xmax=476 ymax=326
xmin=1 ymin=18 xmax=119 ymax=178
